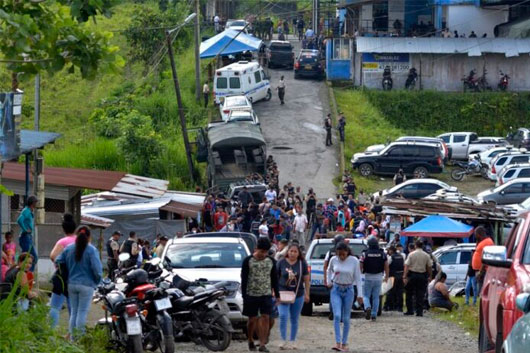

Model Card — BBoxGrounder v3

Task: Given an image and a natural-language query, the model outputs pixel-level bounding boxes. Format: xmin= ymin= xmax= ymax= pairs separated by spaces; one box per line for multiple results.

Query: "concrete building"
xmin=354 ymin=37 xmax=530 ymax=91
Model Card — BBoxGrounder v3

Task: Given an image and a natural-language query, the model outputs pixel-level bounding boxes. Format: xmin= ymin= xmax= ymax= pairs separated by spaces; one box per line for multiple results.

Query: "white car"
xmin=468 ymin=146 xmax=516 ymax=167
xmin=219 ymin=95 xmax=252 ymax=121
xmin=373 ymin=179 xmax=457 ymax=202
xmin=161 ymin=237 xmax=250 ymax=328
xmin=225 ymin=19 xmax=248 ymax=33
xmin=433 ymin=243 xmax=476 ymax=286
xmin=487 ymin=150 xmax=530 ymax=181
xmin=496 ymin=162 xmax=530 ymax=187
xmin=227 ymin=110 xmax=259 ymax=125
xmin=504 ymin=195 xmax=530 ymax=216
xmin=423 ymin=190 xmax=480 ymax=205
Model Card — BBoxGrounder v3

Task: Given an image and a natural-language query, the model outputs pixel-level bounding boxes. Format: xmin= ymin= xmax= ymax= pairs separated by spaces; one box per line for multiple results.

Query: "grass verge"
xmin=431 ymin=296 xmax=479 ymax=337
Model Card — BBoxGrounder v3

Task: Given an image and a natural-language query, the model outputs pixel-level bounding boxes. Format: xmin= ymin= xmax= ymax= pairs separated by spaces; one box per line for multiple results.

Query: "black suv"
xmin=294 ymin=49 xmax=324 ymax=79
xmin=265 ymin=40 xmax=294 ymax=69
xmin=507 ymin=128 xmax=530 ymax=149
xmin=351 ymin=142 xmax=444 ymax=178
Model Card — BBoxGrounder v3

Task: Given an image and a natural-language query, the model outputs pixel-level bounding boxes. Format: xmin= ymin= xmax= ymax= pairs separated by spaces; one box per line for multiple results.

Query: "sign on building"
xmin=362 ymin=53 xmax=410 ymax=72
xmin=0 ymin=92 xmax=22 ymax=161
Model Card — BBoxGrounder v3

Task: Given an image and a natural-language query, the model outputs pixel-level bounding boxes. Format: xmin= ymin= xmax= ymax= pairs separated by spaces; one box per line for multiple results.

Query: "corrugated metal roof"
xmin=81 ymin=214 xmax=114 ymax=228
xmin=356 ymin=37 xmax=530 ymax=57
xmin=4 ymin=130 xmax=62 ymax=161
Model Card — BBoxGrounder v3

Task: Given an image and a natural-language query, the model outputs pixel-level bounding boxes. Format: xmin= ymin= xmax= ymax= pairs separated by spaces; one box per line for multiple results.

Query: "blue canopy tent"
xmin=200 ymin=30 xmax=262 ymax=59
xmin=401 ymin=215 xmax=474 ymax=240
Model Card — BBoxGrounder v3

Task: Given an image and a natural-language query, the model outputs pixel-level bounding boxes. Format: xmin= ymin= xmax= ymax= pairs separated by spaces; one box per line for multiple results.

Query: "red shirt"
xmin=472 ymin=237 xmax=494 ymax=271
xmin=214 ymin=211 xmax=228 ymax=231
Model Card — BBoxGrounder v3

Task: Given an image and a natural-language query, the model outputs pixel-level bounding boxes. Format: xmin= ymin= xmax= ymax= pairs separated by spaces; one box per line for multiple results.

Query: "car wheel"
xmin=264 ymin=89 xmax=272 ymax=101
xmin=413 ymin=166 xmax=429 ymax=179
xmin=301 ymin=302 xmax=313 ymax=316
xmin=359 ymin=163 xmax=373 ymax=177
xmin=479 ymin=319 xmax=493 ymax=353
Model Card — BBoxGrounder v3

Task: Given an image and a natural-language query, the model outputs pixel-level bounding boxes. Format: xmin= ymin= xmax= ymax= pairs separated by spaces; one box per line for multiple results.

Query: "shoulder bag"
xmin=279 ymin=261 xmax=302 ymax=304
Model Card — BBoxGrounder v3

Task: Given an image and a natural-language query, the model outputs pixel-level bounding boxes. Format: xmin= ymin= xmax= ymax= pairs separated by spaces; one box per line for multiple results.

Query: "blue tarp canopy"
xmin=200 ymin=30 xmax=262 ymax=59
xmin=401 ymin=215 xmax=474 ymax=238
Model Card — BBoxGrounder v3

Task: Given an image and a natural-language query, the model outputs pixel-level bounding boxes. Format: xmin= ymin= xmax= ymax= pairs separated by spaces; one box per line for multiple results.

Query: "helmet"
xmin=367 ymin=236 xmax=379 ymax=249
xmin=333 ymin=234 xmax=345 ymax=244
xmin=124 ymin=269 xmax=149 ymax=287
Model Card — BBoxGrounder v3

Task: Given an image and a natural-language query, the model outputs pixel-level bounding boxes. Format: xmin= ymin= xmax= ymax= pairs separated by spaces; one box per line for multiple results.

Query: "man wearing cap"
xmin=106 ymin=231 xmax=122 ymax=280
xmin=337 ymin=112 xmax=346 ymax=142
xmin=155 ymin=236 xmax=169 ymax=258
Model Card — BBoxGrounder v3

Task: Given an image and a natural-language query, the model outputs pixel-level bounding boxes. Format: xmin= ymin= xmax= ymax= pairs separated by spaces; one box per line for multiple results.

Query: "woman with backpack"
xmin=56 ymin=226 xmax=102 ymax=338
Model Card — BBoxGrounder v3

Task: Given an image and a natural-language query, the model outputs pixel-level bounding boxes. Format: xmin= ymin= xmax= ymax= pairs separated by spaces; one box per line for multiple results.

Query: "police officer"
xmin=106 ymin=231 xmax=122 ymax=280
xmin=337 ymin=112 xmax=346 ymax=142
xmin=385 ymin=245 xmax=405 ymax=311
xmin=325 ymin=114 xmax=333 ymax=146
xmin=120 ymin=231 xmax=140 ymax=268
xmin=403 ymin=240 xmax=432 ymax=316
xmin=360 ymin=236 xmax=389 ymax=321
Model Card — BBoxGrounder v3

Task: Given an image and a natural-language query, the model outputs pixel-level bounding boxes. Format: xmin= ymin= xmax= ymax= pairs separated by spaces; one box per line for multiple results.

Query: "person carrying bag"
xmin=277 ymin=243 xmax=310 ymax=350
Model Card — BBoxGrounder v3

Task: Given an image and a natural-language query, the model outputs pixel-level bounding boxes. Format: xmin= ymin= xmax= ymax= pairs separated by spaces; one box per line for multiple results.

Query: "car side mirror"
xmin=482 ymin=246 xmax=512 ymax=268
xmin=516 ymin=293 xmax=530 ymax=313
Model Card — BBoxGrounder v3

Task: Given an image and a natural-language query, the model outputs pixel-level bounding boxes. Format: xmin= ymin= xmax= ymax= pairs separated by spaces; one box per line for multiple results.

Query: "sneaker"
xmin=371 ymin=316 xmax=376 ymax=321
xmin=279 ymin=341 xmax=288 ymax=350
xmin=290 ymin=342 xmax=298 ymax=350
xmin=259 ymin=346 xmax=270 ymax=352
xmin=249 ymin=342 xmax=257 ymax=352
xmin=365 ymin=308 xmax=371 ymax=320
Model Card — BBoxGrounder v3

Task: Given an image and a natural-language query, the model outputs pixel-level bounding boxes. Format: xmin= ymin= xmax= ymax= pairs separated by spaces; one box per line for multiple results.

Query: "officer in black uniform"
xmin=106 ymin=231 xmax=122 ymax=280
xmin=120 ymin=231 xmax=139 ymax=268
xmin=385 ymin=245 xmax=405 ymax=311
xmin=325 ymin=114 xmax=333 ymax=146
xmin=360 ymin=236 xmax=389 ymax=321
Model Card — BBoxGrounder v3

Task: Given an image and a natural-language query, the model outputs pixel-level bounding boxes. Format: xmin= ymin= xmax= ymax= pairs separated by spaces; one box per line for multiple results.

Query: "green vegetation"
xmin=432 ymin=297 xmax=479 ymax=337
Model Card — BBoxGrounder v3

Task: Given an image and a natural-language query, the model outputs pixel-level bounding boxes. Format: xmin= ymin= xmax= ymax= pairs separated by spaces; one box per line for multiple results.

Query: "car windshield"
xmin=309 ymin=243 xmax=367 ymax=260
xmin=229 ymin=112 xmax=253 ymax=121
xmin=229 ymin=21 xmax=246 ymax=27
xmin=271 ymin=44 xmax=292 ymax=51
xmin=165 ymin=242 xmax=248 ymax=268
xmin=225 ymin=97 xmax=248 ymax=107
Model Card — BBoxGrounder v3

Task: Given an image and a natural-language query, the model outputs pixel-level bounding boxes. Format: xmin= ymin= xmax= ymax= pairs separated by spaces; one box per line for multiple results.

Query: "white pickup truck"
xmin=303 ymin=238 xmax=367 ymax=316
xmin=437 ymin=132 xmax=507 ymax=160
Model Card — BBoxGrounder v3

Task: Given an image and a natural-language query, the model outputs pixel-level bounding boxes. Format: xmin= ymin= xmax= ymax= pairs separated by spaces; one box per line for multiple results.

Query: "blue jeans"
xmin=465 ymin=276 xmax=477 ymax=305
xmin=363 ymin=277 xmax=382 ymax=318
xmin=19 ymin=233 xmax=37 ymax=272
xmin=330 ymin=284 xmax=354 ymax=345
xmin=49 ymin=293 xmax=71 ymax=328
xmin=310 ymin=223 xmax=322 ymax=241
xmin=68 ymin=284 xmax=94 ymax=337
xmin=278 ymin=295 xmax=304 ymax=342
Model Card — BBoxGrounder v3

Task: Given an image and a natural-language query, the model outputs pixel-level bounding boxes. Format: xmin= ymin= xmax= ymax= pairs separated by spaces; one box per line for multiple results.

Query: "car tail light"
xmin=499 ymin=177 xmax=504 ymax=185
xmin=223 ymin=109 xmax=230 ymax=114
xmin=437 ymin=157 xmax=442 ymax=166
xmin=125 ymin=304 xmax=138 ymax=318
xmin=442 ymin=142 xmax=448 ymax=157
xmin=492 ymin=165 xmax=496 ymax=174
xmin=295 ymin=61 xmax=300 ymax=69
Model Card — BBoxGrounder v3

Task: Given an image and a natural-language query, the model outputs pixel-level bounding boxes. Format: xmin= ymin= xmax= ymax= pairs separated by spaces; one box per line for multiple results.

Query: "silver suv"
xmin=433 ymin=243 xmax=476 ymax=286
xmin=488 ymin=150 xmax=530 ymax=181
xmin=496 ymin=163 xmax=530 ymax=187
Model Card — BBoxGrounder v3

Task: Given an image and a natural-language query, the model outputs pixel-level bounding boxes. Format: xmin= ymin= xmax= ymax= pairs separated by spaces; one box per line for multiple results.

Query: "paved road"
xmin=253 ymin=38 xmax=339 ymax=200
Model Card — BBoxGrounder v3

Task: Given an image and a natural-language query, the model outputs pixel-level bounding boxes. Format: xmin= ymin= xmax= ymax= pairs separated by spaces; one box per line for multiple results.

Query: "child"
xmin=2 ymin=231 xmax=16 ymax=266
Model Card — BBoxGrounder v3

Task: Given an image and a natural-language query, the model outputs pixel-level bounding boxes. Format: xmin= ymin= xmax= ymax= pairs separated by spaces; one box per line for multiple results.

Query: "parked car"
xmin=265 ymin=40 xmax=294 ymax=69
xmin=437 ymin=132 xmax=506 ymax=160
xmin=225 ymin=19 xmax=248 ymax=33
xmin=214 ymin=61 xmax=271 ymax=104
xmin=432 ymin=243 xmax=476 ymax=286
xmin=227 ymin=181 xmax=267 ymax=205
xmin=496 ymin=162 xmax=530 ymax=187
xmin=294 ymin=49 xmax=324 ymax=80
xmin=373 ymin=179 xmax=457 ymax=202
xmin=218 ymin=95 xmax=252 ymax=121
xmin=423 ymin=190 xmax=481 ymax=205
xmin=488 ymin=151 xmax=530 ymax=181
xmin=227 ymin=110 xmax=260 ymax=125
xmin=161 ymin=237 xmax=250 ymax=329
xmin=478 ymin=178 xmax=530 ymax=205
xmin=469 ymin=146 xmax=517 ymax=169
xmin=479 ymin=211 xmax=530 ymax=352
xmin=503 ymin=196 xmax=530 ymax=216
xmin=351 ymin=142 xmax=444 ymax=178
xmin=396 ymin=136 xmax=451 ymax=162
xmin=184 ymin=232 xmax=257 ymax=253
xmin=506 ymin=127 xmax=530 ymax=149
xmin=305 ymin=238 xmax=367 ymax=316
xmin=502 ymin=293 xmax=530 ymax=353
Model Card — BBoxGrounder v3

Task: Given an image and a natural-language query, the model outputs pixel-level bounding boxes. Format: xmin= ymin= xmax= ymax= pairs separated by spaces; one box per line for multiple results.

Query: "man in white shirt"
xmin=214 ymin=15 xmax=220 ymax=32
xmin=265 ymin=186 xmax=277 ymax=203
xmin=293 ymin=212 xmax=308 ymax=245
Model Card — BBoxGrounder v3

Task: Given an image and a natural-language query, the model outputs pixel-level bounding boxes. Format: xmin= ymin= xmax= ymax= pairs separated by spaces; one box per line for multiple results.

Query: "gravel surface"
xmin=176 ymin=307 xmax=476 ymax=353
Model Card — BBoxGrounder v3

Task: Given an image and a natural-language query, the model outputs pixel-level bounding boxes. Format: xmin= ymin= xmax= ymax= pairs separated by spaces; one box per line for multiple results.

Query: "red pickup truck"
xmin=479 ymin=211 xmax=530 ymax=353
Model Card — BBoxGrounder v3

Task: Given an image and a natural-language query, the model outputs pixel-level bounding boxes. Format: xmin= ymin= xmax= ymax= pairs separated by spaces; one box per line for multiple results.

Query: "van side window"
xmin=453 ymin=135 xmax=466 ymax=143
xmin=254 ymin=71 xmax=262 ymax=83
xmin=440 ymin=135 xmax=450 ymax=143
xmin=519 ymin=169 xmax=530 ymax=177
xmin=229 ymin=77 xmax=241 ymax=89
xmin=496 ymin=157 xmax=507 ymax=165
xmin=217 ymin=77 xmax=227 ymax=89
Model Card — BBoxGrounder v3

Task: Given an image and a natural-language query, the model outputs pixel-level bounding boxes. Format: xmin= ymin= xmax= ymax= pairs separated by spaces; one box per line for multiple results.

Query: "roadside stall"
xmin=400 ymin=215 xmax=475 ymax=247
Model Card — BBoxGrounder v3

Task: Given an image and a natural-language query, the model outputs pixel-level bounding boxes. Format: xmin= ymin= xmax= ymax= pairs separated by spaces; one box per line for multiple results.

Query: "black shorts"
xmin=243 ymin=295 xmax=273 ymax=317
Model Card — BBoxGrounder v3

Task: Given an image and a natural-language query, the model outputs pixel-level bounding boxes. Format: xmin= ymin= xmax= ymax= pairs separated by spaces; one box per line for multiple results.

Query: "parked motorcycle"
xmin=462 ymin=69 xmax=479 ymax=92
xmin=167 ymin=273 xmax=233 ymax=351
xmin=95 ymin=278 xmax=143 ymax=353
xmin=382 ymin=66 xmax=393 ymax=91
xmin=477 ymin=68 xmax=491 ymax=91
xmin=405 ymin=67 xmax=418 ymax=90
xmin=498 ymin=70 xmax=510 ymax=91
xmin=450 ymin=156 xmax=488 ymax=181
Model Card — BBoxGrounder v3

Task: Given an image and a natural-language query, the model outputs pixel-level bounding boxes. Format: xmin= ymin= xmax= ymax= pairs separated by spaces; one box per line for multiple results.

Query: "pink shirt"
xmin=56 ymin=235 xmax=76 ymax=249
xmin=3 ymin=242 xmax=16 ymax=263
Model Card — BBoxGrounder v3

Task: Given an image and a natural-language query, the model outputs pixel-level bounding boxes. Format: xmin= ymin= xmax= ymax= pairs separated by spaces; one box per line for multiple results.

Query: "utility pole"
xmin=166 ymin=30 xmax=195 ymax=184
xmin=194 ymin=0 xmax=201 ymax=101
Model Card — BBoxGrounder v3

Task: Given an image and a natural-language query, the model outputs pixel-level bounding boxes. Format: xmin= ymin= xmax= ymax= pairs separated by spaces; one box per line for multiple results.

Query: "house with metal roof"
xmin=353 ymin=37 xmax=530 ymax=90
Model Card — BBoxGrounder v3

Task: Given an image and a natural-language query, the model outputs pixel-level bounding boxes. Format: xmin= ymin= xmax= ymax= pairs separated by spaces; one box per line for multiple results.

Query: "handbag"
xmin=279 ymin=261 xmax=303 ymax=304
xmin=51 ymin=262 xmax=69 ymax=296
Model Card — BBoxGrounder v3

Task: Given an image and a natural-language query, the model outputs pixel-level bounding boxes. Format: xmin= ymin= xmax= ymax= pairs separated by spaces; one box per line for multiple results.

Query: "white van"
xmin=214 ymin=61 xmax=272 ymax=104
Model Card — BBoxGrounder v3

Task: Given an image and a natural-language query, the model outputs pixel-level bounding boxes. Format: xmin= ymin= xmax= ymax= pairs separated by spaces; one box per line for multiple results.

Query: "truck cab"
xmin=438 ymin=132 xmax=506 ymax=160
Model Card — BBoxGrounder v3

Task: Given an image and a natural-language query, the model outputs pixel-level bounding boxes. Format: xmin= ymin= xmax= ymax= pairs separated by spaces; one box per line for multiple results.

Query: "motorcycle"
xmin=450 ymin=156 xmax=488 ymax=181
xmin=166 ymin=273 xmax=233 ymax=351
xmin=498 ymin=70 xmax=510 ymax=91
xmin=382 ymin=66 xmax=393 ymax=91
xmin=404 ymin=67 xmax=418 ymax=90
xmin=462 ymin=69 xmax=479 ymax=92
xmin=95 ymin=278 xmax=143 ymax=353
xmin=117 ymin=254 xmax=175 ymax=353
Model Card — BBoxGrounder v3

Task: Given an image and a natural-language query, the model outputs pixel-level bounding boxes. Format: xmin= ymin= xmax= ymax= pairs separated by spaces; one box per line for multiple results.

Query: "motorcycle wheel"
xmin=127 ymin=335 xmax=143 ymax=353
xmin=200 ymin=310 xmax=232 ymax=351
xmin=480 ymin=166 xmax=489 ymax=179
xmin=451 ymin=167 xmax=466 ymax=181
xmin=158 ymin=333 xmax=174 ymax=353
